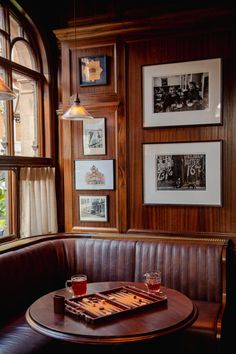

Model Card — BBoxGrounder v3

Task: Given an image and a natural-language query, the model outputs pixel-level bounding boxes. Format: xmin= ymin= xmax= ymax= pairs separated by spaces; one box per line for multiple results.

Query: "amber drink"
xmin=66 ymin=274 xmax=87 ymax=296
xmin=144 ymin=271 xmax=161 ymax=294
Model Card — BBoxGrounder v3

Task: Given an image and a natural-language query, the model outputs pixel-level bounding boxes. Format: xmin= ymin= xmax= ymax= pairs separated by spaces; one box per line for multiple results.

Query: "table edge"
xmin=25 ymin=286 xmax=198 ymax=344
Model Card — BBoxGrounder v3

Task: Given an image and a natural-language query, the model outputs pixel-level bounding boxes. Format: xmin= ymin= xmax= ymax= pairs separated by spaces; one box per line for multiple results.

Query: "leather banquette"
xmin=0 ymin=234 xmax=228 ymax=354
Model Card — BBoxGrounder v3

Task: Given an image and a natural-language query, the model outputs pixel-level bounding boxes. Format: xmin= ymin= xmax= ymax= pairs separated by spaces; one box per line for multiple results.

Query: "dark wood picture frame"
xmin=142 ymin=58 xmax=222 ymax=128
xmin=79 ymin=55 xmax=107 ymax=86
xmin=79 ymin=195 xmax=108 ymax=222
xmin=143 ymin=141 xmax=222 ymax=206
xmin=74 ymin=159 xmax=114 ymax=190
xmin=83 ymin=117 xmax=106 ymax=155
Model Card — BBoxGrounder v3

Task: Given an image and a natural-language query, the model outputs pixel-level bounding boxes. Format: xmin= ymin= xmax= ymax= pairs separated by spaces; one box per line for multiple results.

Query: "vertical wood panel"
xmin=127 ymin=30 xmax=236 ymax=234
xmin=61 ymin=119 xmax=73 ymax=231
xmin=58 ymin=35 xmax=122 ymax=232
xmin=71 ymin=107 xmax=118 ymax=231
xmin=116 ymin=38 xmax=127 ymax=232
xmin=56 ymin=8 xmax=236 ymax=238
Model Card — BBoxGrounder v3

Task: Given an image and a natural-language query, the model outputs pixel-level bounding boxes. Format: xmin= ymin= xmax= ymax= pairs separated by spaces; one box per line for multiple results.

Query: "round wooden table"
xmin=26 ymin=281 xmax=198 ymax=345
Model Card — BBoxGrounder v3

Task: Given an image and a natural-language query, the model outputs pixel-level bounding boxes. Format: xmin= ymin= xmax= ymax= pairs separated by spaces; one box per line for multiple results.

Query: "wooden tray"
xmin=65 ymin=285 xmax=167 ymax=324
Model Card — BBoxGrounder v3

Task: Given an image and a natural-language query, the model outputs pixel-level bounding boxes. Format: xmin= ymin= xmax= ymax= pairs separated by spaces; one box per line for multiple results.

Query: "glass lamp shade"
xmin=61 ymin=93 xmax=93 ymax=120
xmin=0 ymin=78 xmax=16 ymax=100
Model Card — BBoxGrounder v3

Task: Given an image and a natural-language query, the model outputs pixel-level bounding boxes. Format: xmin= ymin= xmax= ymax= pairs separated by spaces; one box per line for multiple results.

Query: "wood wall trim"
xmin=72 ymin=227 xmax=120 ymax=233
xmin=61 ymin=119 xmax=73 ymax=232
xmin=115 ymin=38 xmax=127 ymax=232
xmin=91 ymin=232 xmax=229 ymax=245
xmin=127 ymin=229 xmax=236 ymax=241
xmin=53 ymin=7 xmax=236 ymax=42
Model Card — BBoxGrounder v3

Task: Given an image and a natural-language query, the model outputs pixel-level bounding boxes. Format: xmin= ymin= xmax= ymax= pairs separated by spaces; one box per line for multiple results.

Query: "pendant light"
xmin=0 ymin=77 xmax=16 ymax=100
xmin=61 ymin=93 xmax=93 ymax=120
xmin=61 ymin=0 xmax=93 ymax=121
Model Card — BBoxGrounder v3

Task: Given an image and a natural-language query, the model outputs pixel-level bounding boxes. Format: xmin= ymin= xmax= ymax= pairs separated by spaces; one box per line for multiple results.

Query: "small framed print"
xmin=83 ymin=118 xmax=106 ymax=155
xmin=79 ymin=195 xmax=108 ymax=222
xmin=143 ymin=58 xmax=222 ymax=127
xmin=75 ymin=159 xmax=114 ymax=190
xmin=143 ymin=141 xmax=222 ymax=206
xmin=79 ymin=55 xmax=107 ymax=86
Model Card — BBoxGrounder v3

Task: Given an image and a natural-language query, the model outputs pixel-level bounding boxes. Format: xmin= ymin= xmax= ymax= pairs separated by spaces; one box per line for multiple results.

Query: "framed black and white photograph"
xmin=83 ymin=118 xmax=106 ymax=155
xmin=143 ymin=141 xmax=222 ymax=206
xmin=75 ymin=159 xmax=114 ymax=190
xmin=79 ymin=196 xmax=108 ymax=222
xmin=79 ymin=55 xmax=107 ymax=86
xmin=142 ymin=58 xmax=222 ymax=127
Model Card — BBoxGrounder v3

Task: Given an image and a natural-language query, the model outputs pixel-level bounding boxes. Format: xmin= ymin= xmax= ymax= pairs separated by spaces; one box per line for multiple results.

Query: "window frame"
xmin=0 ymin=0 xmax=55 ymax=243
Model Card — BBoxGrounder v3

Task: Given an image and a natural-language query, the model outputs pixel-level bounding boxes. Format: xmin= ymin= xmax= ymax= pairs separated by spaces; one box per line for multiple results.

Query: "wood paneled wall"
xmin=128 ymin=30 xmax=236 ymax=236
xmin=55 ymin=7 xmax=236 ymax=240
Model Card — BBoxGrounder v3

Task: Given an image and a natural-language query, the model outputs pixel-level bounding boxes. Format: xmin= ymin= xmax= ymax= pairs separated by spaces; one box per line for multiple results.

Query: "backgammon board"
xmin=65 ymin=285 xmax=167 ymax=324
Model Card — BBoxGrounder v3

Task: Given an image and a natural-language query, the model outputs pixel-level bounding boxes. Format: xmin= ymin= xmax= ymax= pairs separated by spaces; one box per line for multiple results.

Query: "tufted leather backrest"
xmin=63 ymin=238 xmax=136 ymax=283
xmin=0 ymin=240 xmax=67 ymax=324
xmin=0 ymin=235 xmax=226 ymax=324
xmin=134 ymin=241 xmax=224 ymax=302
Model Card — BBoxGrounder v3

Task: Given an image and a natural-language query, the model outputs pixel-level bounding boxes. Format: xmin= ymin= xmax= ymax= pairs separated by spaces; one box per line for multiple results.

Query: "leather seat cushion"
xmin=190 ymin=300 xmax=221 ymax=333
xmin=181 ymin=300 xmax=221 ymax=354
xmin=0 ymin=313 xmax=53 ymax=354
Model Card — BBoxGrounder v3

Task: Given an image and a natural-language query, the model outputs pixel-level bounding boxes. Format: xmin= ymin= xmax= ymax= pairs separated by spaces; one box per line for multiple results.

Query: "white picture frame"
xmin=142 ymin=58 xmax=222 ymax=127
xmin=79 ymin=196 xmax=108 ymax=222
xmin=143 ymin=141 xmax=222 ymax=206
xmin=75 ymin=159 xmax=114 ymax=190
xmin=83 ymin=118 xmax=106 ymax=155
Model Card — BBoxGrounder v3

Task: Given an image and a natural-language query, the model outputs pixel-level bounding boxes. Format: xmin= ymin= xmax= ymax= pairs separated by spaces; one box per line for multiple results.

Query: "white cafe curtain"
xmin=20 ymin=167 xmax=58 ymax=238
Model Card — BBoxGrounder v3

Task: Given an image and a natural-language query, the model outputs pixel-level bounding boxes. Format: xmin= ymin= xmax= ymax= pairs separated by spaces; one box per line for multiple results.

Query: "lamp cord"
xmin=74 ymin=0 xmax=78 ymax=98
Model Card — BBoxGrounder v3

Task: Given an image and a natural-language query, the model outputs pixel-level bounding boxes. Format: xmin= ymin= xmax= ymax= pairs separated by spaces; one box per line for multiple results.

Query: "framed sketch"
xmin=75 ymin=159 xmax=114 ymax=190
xmin=142 ymin=58 xmax=222 ymax=127
xmin=79 ymin=196 xmax=108 ymax=222
xmin=83 ymin=118 xmax=106 ymax=155
xmin=143 ymin=141 xmax=222 ymax=206
xmin=79 ymin=55 xmax=107 ymax=86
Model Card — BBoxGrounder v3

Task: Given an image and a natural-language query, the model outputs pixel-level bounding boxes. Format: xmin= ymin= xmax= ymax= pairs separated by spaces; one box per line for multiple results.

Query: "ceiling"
xmin=15 ymin=0 xmax=233 ymax=33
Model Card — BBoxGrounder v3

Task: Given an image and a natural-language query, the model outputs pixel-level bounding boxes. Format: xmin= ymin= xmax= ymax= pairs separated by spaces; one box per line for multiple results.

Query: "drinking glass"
xmin=144 ymin=271 xmax=161 ymax=294
xmin=65 ymin=274 xmax=87 ymax=296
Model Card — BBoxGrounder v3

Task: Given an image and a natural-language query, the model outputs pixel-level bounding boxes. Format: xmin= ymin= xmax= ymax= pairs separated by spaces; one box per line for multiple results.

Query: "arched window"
xmin=0 ymin=1 xmax=54 ymax=241
xmin=12 ymin=40 xmax=37 ymax=70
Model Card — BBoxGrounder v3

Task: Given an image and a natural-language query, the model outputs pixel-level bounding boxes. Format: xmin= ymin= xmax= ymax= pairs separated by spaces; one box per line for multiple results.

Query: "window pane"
xmin=0 ymin=170 xmax=9 ymax=237
xmin=12 ymin=40 xmax=36 ymax=70
xmin=0 ymin=5 xmax=5 ymax=30
xmin=10 ymin=14 xmax=21 ymax=39
xmin=23 ymin=31 xmax=30 ymax=42
xmin=0 ymin=100 xmax=8 ymax=155
xmin=0 ymin=33 xmax=7 ymax=58
xmin=0 ymin=68 xmax=9 ymax=155
xmin=13 ymin=71 xmax=38 ymax=157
